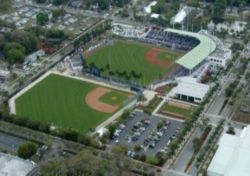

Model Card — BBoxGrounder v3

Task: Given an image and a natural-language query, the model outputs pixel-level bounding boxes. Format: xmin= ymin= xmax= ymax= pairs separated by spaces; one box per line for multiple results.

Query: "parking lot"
xmin=0 ymin=132 xmax=28 ymax=152
xmin=110 ymin=111 xmax=183 ymax=156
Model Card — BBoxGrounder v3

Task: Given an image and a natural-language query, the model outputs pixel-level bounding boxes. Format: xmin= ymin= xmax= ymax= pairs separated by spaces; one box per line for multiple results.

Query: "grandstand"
xmin=142 ymin=28 xmax=216 ymax=72
xmin=166 ymin=29 xmax=216 ymax=71
xmin=142 ymin=28 xmax=199 ymax=51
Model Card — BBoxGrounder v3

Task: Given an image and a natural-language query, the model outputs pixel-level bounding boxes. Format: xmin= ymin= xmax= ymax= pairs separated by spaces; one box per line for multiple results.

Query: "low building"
xmin=0 ymin=27 xmax=12 ymax=35
xmin=0 ymin=69 xmax=10 ymax=80
xmin=168 ymin=77 xmax=210 ymax=103
xmin=0 ymin=152 xmax=36 ymax=176
xmin=215 ymin=21 xmax=247 ymax=36
xmin=66 ymin=55 xmax=83 ymax=71
xmin=150 ymin=13 xmax=160 ymax=19
xmin=25 ymin=49 xmax=45 ymax=64
xmin=171 ymin=6 xmax=193 ymax=24
xmin=208 ymin=48 xmax=232 ymax=69
xmin=207 ymin=126 xmax=250 ymax=176
xmin=144 ymin=1 xmax=157 ymax=14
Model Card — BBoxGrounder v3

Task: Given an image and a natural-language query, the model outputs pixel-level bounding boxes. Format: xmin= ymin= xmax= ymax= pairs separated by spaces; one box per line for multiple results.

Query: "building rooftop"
xmin=171 ymin=6 xmax=193 ymax=24
xmin=169 ymin=77 xmax=210 ymax=99
xmin=165 ymin=28 xmax=216 ymax=70
xmin=144 ymin=1 xmax=157 ymax=14
xmin=0 ymin=152 xmax=36 ymax=176
xmin=208 ymin=126 xmax=250 ymax=176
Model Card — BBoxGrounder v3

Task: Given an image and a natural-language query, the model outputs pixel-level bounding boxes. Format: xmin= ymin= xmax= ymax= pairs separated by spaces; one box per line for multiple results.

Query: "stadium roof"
xmin=165 ymin=28 xmax=216 ymax=70
xmin=207 ymin=126 xmax=250 ymax=176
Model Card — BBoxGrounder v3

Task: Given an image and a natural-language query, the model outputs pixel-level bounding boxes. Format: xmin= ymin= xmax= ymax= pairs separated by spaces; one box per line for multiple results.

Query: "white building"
xmin=0 ymin=152 xmax=36 ymax=176
xmin=150 ymin=13 xmax=160 ymax=19
xmin=25 ymin=49 xmax=45 ymax=64
xmin=171 ymin=6 xmax=193 ymax=24
xmin=143 ymin=1 xmax=160 ymax=19
xmin=144 ymin=1 xmax=157 ymax=14
xmin=215 ymin=21 xmax=247 ymax=36
xmin=207 ymin=126 xmax=250 ymax=176
xmin=66 ymin=55 xmax=82 ymax=71
xmin=168 ymin=77 xmax=210 ymax=103
xmin=208 ymin=48 xmax=232 ymax=69
xmin=0 ymin=69 xmax=10 ymax=80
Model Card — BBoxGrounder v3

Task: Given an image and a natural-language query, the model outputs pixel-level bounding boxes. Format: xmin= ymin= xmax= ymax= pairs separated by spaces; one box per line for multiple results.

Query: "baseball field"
xmin=15 ymin=74 xmax=132 ymax=132
xmin=86 ymin=40 xmax=184 ymax=85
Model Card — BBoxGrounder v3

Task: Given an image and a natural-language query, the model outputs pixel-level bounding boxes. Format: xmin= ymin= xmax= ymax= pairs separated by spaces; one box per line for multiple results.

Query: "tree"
xmin=35 ymin=0 xmax=46 ymax=3
xmin=18 ymin=142 xmax=37 ymax=159
xmin=0 ymin=0 xmax=12 ymax=13
xmin=134 ymin=144 xmax=141 ymax=152
xmin=58 ymin=128 xmax=79 ymax=141
xmin=121 ymin=110 xmax=130 ymax=120
xmin=157 ymin=120 xmax=164 ymax=130
xmin=52 ymin=0 xmax=65 ymax=6
xmin=6 ymin=31 xmax=37 ymax=53
xmin=111 ymin=144 xmax=128 ymax=156
xmin=213 ymin=0 xmax=227 ymax=23
xmin=192 ymin=138 xmax=201 ymax=153
xmin=36 ymin=13 xmax=49 ymax=25
xmin=45 ymin=28 xmax=65 ymax=39
xmin=227 ymin=126 xmax=236 ymax=135
xmin=41 ymin=150 xmax=121 ymax=176
xmin=186 ymin=0 xmax=200 ymax=7
xmin=151 ymin=0 xmax=165 ymax=14
xmin=4 ymin=42 xmax=25 ymax=54
xmin=52 ymin=9 xmax=65 ymax=19
xmin=98 ymin=0 xmax=110 ymax=11
xmin=6 ymin=48 xmax=25 ymax=63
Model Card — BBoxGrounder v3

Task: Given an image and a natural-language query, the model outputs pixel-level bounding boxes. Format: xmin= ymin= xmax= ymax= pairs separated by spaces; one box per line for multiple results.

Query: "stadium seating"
xmin=141 ymin=29 xmax=200 ymax=51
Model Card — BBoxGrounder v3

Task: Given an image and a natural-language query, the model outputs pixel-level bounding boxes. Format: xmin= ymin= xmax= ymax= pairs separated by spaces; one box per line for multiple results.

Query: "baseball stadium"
xmin=84 ymin=24 xmax=216 ymax=86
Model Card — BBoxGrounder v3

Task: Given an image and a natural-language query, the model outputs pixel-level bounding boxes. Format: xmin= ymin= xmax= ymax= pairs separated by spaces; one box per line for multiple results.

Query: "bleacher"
xmin=142 ymin=29 xmax=200 ymax=51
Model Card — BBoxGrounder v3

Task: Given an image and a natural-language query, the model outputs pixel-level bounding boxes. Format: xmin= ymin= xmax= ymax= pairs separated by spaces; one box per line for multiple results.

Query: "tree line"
xmin=0 ymin=112 xmax=100 ymax=149
xmin=74 ymin=20 xmax=111 ymax=47
xmin=0 ymin=27 xmax=66 ymax=64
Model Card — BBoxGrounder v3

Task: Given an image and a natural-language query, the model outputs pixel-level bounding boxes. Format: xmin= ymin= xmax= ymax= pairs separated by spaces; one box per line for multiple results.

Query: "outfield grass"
xmin=160 ymin=104 xmax=191 ymax=117
xmin=87 ymin=40 xmax=183 ymax=85
xmin=15 ymin=74 xmax=131 ymax=132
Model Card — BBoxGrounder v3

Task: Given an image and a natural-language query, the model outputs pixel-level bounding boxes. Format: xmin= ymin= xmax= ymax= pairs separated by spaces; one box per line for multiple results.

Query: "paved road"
xmin=0 ymin=132 xmax=27 ymax=152
xmin=165 ymin=128 xmax=201 ymax=175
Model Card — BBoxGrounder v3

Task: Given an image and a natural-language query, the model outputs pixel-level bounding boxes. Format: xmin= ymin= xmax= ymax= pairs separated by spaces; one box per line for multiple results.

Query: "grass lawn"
xmin=15 ymin=74 xmax=131 ymax=133
xmin=143 ymin=96 xmax=162 ymax=113
xmin=156 ymin=50 xmax=180 ymax=62
xmin=99 ymin=91 xmax=129 ymax=106
xmin=160 ymin=104 xmax=192 ymax=117
xmin=87 ymin=40 xmax=183 ymax=85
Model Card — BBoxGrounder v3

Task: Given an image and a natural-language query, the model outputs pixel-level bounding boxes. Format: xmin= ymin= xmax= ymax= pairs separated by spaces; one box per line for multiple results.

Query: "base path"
xmin=145 ymin=48 xmax=172 ymax=67
xmin=85 ymin=87 xmax=119 ymax=113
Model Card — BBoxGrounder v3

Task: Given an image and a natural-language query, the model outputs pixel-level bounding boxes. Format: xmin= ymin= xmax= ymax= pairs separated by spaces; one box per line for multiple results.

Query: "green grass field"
xmin=99 ymin=91 xmax=129 ymax=106
xmin=156 ymin=51 xmax=179 ymax=62
xmin=160 ymin=104 xmax=192 ymax=118
xmin=15 ymin=74 xmax=131 ymax=132
xmin=87 ymin=40 xmax=183 ymax=85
